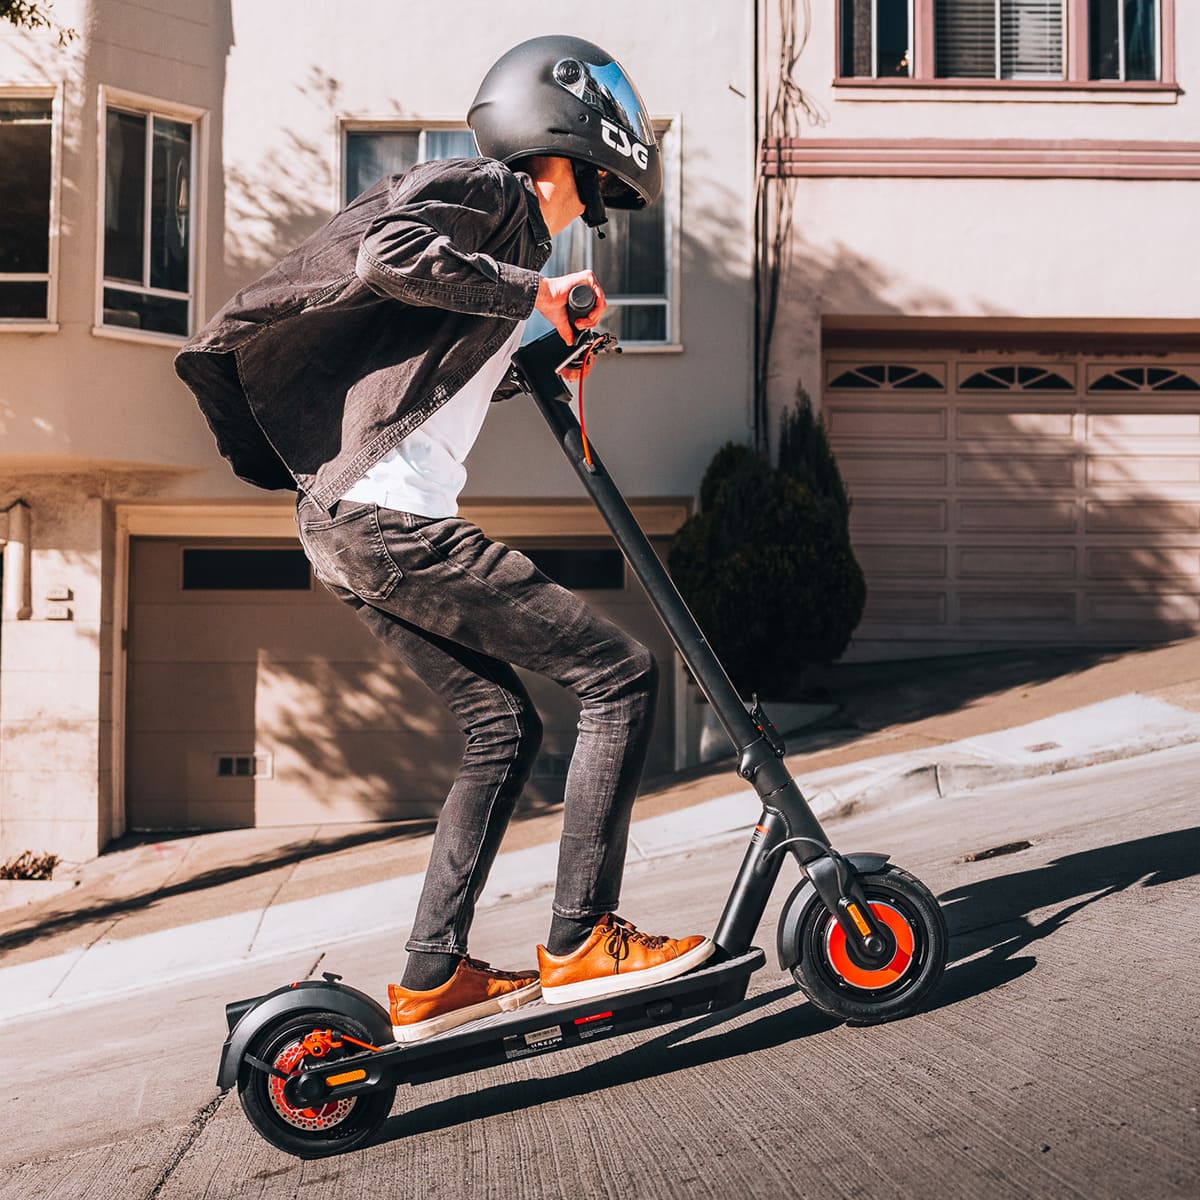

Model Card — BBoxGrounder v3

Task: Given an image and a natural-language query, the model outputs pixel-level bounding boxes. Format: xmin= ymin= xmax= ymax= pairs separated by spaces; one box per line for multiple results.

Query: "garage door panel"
xmin=1086 ymin=502 xmax=1200 ymax=532
xmin=1086 ymin=413 xmax=1200 ymax=439
xmin=128 ymin=662 xmax=258 ymax=732
xmin=958 ymin=500 xmax=1077 ymax=533
xmin=861 ymin=591 xmax=947 ymax=625
xmin=957 ymin=547 xmax=1077 ymax=579
xmin=957 ymin=410 xmax=1074 ymax=439
xmin=851 ymin=500 xmax=946 ymax=533
xmin=826 ymin=350 xmax=1200 ymax=651
xmin=856 ymin=545 xmax=947 ymax=577
xmin=1086 ymin=456 xmax=1200 ymax=485
xmin=826 ymin=407 xmax=946 ymax=440
xmin=958 ymin=455 xmax=1075 ymax=487
xmin=959 ymin=593 xmax=1076 ymax=625
xmin=1087 ymin=548 xmax=1200 ymax=580
xmin=839 ymin=453 xmax=947 ymax=487
xmin=1085 ymin=593 xmax=1200 ymax=625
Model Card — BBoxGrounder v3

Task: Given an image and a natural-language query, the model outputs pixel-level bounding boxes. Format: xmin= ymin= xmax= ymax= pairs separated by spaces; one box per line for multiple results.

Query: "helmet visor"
xmin=553 ymin=56 xmax=655 ymax=147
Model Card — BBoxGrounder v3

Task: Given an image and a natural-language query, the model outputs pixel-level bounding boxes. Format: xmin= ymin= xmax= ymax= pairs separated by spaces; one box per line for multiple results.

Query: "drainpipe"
xmin=1 ymin=500 xmax=33 ymax=621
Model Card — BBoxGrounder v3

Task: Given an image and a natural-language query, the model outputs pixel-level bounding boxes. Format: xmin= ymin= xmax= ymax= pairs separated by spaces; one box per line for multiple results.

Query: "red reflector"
xmin=574 ymin=1011 xmax=613 ymax=1025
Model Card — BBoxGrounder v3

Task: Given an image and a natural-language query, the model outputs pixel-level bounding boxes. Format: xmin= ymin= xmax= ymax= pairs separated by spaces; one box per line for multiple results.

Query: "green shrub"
xmin=668 ymin=390 xmax=865 ymax=696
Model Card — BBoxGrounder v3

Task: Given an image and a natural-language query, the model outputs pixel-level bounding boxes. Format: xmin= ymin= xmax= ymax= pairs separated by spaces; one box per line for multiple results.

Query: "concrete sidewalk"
xmin=5 ymin=637 xmax=1200 ymax=1023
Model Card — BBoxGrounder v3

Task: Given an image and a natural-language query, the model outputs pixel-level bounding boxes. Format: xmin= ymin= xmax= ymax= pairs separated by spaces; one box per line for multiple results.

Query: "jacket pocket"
xmin=297 ymin=503 xmax=402 ymax=602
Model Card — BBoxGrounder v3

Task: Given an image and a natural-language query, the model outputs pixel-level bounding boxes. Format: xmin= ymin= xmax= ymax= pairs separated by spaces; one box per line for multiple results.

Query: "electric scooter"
xmin=217 ymin=287 xmax=949 ymax=1158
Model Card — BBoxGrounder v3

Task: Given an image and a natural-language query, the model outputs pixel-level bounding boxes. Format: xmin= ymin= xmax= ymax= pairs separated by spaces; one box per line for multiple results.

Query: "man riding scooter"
xmin=176 ymin=36 xmax=713 ymax=1044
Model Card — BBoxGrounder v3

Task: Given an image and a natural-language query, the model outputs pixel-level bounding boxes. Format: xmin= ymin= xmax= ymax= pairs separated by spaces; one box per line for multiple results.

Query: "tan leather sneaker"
xmin=537 ymin=913 xmax=714 ymax=1006
xmin=388 ymin=957 xmax=540 ymax=1043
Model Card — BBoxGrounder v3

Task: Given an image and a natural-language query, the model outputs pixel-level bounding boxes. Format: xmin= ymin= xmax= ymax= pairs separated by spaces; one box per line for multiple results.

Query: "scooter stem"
xmin=512 ymin=331 xmax=766 ymax=767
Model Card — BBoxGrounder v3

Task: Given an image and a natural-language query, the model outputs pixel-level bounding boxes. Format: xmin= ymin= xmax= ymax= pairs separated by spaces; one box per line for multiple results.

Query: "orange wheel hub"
xmin=823 ymin=901 xmax=915 ymax=990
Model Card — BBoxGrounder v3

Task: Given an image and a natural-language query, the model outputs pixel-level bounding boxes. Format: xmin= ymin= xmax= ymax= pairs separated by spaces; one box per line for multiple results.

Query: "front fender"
xmin=776 ymin=852 xmax=891 ymax=971
xmin=217 ymin=980 xmax=392 ymax=1090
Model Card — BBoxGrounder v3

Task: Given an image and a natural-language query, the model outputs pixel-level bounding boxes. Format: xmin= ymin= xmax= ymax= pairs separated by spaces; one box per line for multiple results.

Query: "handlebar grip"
xmin=567 ymin=283 xmax=597 ymax=325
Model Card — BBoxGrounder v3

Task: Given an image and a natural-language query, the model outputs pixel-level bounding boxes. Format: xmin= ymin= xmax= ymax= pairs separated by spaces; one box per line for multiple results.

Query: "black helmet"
xmin=468 ymin=35 xmax=662 ymax=229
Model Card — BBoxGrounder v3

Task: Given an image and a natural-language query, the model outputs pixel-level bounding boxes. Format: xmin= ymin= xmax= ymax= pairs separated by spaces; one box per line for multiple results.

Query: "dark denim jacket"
xmin=175 ymin=157 xmax=552 ymax=509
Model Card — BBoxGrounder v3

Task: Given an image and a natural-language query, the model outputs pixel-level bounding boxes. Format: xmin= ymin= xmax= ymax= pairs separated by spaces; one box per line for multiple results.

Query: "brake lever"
xmin=556 ymin=328 xmax=620 ymax=376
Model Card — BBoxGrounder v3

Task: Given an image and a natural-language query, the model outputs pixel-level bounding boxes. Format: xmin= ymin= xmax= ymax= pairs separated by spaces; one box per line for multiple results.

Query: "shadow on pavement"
xmin=374 ymin=984 xmax=832 ymax=1146
xmin=927 ymin=825 xmax=1200 ymax=1013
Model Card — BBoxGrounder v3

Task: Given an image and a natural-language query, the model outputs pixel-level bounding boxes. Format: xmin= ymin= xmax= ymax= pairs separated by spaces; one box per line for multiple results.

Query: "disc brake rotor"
xmin=267 ymin=1037 xmax=357 ymax=1131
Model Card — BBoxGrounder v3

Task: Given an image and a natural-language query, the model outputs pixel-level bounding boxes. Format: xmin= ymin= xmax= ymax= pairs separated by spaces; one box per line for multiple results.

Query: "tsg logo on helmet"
xmin=468 ymin=35 xmax=663 ymax=234
xmin=599 ymin=118 xmax=650 ymax=171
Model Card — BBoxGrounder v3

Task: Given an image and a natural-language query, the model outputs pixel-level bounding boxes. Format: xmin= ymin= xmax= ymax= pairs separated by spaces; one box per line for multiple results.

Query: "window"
xmin=0 ymin=95 xmax=54 ymax=323
xmin=837 ymin=0 xmax=1170 ymax=84
xmin=100 ymin=95 xmax=200 ymax=339
xmin=181 ymin=548 xmax=311 ymax=590
xmin=841 ymin=1 xmax=914 ymax=77
xmin=343 ymin=121 xmax=676 ymax=346
xmin=1089 ymin=0 xmax=1159 ymax=80
xmin=960 ymin=365 xmax=1074 ymax=390
xmin=937 ymin=0 xmax=1063 ymax=78
xmin=828 ymin=363 xmax=945 ymax=389
xmin=524 ymin=548 xmax=625 ymax=590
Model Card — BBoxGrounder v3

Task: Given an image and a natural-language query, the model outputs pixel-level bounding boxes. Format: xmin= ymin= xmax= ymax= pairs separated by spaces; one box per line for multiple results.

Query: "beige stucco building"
xmin=1 ymin=0 xmax=1196 ymax=863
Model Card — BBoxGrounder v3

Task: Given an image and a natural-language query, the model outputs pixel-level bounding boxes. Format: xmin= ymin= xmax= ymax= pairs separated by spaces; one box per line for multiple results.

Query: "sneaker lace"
xmin=603 ymin=916 xmax=668 ymax=963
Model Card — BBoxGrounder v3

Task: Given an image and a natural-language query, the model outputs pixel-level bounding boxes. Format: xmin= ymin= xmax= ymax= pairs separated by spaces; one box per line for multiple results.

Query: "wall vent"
xmin=215 ymin=752 xmax=274 ymax=780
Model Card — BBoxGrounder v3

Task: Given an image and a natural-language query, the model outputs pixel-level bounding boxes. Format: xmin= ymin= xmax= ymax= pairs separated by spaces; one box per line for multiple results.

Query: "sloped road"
xmin=4 ymin=745 xmax=1198 ymax=1199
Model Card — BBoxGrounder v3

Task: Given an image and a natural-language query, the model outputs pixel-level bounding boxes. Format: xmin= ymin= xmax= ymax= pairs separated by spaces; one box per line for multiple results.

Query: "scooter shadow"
xmin=374 ymin=983 xmax=833 ymax=1145
xmin=925 ymin=824 xmax=1200 ymax=1014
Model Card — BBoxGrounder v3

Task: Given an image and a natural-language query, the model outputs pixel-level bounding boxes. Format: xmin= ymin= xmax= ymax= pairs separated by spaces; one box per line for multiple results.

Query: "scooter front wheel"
xmin=791 ymin=865 xmax=947 ymax=1024
xmin=236 ymin=1009 xmax=395 ymax=1158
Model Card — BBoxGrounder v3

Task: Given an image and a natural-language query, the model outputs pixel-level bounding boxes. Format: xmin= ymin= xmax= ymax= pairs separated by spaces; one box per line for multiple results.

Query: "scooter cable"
xmin=577 ymin=344 xmax=597 ymax=470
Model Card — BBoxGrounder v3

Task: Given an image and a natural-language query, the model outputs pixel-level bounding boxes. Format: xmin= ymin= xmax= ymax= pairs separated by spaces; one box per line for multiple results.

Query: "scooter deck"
xmin=292 ymin=948 xmax=766 ymax=1097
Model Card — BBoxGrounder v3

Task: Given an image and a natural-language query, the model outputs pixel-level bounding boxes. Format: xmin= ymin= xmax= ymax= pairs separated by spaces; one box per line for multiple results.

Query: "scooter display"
xmin=218 ymin=287 xmax=949 ymax=1158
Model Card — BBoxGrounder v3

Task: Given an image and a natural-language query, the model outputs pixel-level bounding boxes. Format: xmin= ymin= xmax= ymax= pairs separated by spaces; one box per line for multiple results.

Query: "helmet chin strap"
xmin=571 ymin=162 xmax=608 ymax=239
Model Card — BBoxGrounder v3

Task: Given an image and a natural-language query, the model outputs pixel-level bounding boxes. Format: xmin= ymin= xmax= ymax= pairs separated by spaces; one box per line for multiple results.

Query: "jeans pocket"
xmin=298 ymin=504 xmax=402 ymax=601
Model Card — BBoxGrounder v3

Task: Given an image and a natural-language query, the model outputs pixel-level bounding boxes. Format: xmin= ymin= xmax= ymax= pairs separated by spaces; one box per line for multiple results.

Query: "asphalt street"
xmin=4 ymin=743 xmax=1198 ymax=1199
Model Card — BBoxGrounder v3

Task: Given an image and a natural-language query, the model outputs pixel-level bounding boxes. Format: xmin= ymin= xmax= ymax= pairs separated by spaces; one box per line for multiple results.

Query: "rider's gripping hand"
xmin=535 ymin=270 xmax=607 ymax=345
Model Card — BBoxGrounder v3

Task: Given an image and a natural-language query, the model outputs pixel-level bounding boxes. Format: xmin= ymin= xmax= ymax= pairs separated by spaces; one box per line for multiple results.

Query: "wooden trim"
xmin=762 ymin=137 xmax=1200 ymax=179
xmin=1066 ymin=0 xmax=1089 ymax=82
xmin=831 ymin=76 xmax=1178 ymax=91
xmin=1161 ymin=0 xmax=1177 ymax=85
xmin=821 ymin=315 xmax=1200 ymax=354
xmin=116 ymin=498 xmax=694 ymax=542
xmin=913 ymin=0 xmax=935 ymax=80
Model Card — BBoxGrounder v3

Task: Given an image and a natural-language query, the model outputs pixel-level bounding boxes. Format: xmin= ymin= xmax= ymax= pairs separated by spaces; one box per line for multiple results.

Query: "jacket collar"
xmin=513 ymin=168 xmax=553 ymax=254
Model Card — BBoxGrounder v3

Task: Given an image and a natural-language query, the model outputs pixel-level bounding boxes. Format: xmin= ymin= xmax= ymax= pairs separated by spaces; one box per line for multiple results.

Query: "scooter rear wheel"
xmin=236 ymin=1009 xmax=395 ymax=1158
xmin=792 ymin=865 xmax=947 ymax=1024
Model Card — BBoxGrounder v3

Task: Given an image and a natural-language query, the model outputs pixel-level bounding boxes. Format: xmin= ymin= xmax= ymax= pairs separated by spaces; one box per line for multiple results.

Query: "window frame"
xmin=834 ymin=0 xmax=1177 ymax=91
xmin=94 ymin=85 xmax=207 ymax=347
xmin=336 ymin=114 xmax=683 ymax=352
xmin=0 ymin=83 xmax=63 ymax=333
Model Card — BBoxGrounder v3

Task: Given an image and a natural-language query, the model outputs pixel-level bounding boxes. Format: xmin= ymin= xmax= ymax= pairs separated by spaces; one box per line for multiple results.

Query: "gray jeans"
xmin=296 ymin=496 xmax=658 ymax=956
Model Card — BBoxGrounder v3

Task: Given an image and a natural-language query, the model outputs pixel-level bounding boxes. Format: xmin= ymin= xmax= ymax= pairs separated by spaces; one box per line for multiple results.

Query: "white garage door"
xmin=823 ymin=353 xmax=1200 ymax=654
xmin=126 ymin=535 xmax=677 ymax=830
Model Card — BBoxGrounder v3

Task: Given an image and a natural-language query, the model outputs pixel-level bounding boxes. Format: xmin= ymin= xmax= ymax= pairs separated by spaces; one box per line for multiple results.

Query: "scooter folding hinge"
xmin=749 ymin=697 xmax=786 ymax=757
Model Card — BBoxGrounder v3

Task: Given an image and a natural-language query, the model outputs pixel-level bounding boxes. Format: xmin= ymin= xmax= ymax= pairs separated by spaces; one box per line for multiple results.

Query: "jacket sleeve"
xmin=355 ymin=160 xmax=542 ymax=320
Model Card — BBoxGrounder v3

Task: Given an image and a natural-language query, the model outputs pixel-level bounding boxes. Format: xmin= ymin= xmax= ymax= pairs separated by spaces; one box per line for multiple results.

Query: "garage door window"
xmin=960 ymin=365 xmax=1074 ymax=390
xmin=1089 ymin=366 xmax=1200 ymax=392
xmin=828 ymin=363 xmax=945 ymax=389
xmin=181 ymin=549 xmax=311 ymax=591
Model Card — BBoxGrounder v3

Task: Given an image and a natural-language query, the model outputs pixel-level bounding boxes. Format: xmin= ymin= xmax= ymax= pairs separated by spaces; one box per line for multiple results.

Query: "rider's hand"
xmin=535 ymin=270 xmax=607 ymax=345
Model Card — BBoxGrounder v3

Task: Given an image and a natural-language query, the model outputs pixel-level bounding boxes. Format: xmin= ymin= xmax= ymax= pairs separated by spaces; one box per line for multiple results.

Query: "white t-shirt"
xmin=341 ymin=320 xmax=526 ymax=516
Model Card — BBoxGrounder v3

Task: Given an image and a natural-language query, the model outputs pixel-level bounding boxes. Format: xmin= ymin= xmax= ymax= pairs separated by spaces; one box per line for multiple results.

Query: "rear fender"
xmin=217 ymin=980 xmax=392 ymax=1090
xmin=776 ymin=852 xmax=891 ymax=971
